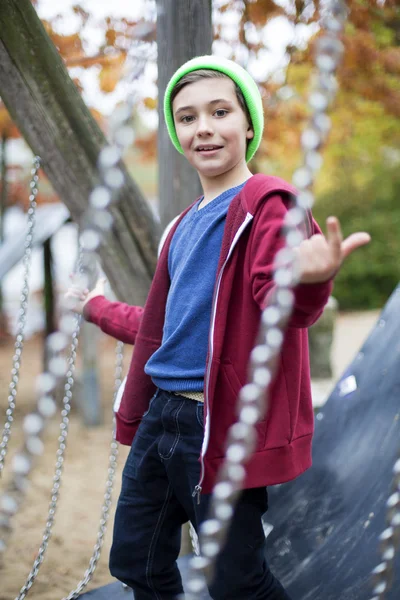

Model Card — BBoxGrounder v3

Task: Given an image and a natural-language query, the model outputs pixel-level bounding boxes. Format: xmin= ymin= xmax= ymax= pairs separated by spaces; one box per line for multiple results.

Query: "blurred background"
xmin=1 ymin=0 xmax=399 ymax=328
xmin=0 ymin=1 xmax=399 ymax=598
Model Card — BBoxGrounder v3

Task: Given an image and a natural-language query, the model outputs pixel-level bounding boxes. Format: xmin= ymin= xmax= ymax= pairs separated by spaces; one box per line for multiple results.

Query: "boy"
xmin=67 ymin=56 xmax=370 ymax=599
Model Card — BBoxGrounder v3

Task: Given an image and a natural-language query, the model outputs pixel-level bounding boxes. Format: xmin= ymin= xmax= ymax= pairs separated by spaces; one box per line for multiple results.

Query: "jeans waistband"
xmin=172 ymin=391 xmax=204 ymax=402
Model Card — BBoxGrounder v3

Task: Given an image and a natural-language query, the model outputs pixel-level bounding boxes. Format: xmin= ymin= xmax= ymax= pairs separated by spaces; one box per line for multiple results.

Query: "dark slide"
xmin=266 ymin=284 xmax=400 ymax=599
xmin=81 ymin=285 xmax=400 ymax=599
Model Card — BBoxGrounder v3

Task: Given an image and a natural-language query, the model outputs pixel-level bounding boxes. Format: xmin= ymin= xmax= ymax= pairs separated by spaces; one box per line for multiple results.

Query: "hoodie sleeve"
xmin=83 ymin=296 xmax=144 ymax=344
xmin=249 ymin=193 xmax=333 ymax=328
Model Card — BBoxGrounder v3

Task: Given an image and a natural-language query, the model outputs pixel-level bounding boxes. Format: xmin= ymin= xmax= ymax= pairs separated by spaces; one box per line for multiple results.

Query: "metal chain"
xmin=14 ymin=317 xmax=81 ymax=600
xmin=369 ymin=455 xmax=400 ymax=598
xmin=61 ymin=341 xmax=124 ymax=600
xmin=0 ymin=231 xmax=81 ymax=563
xmin=186 ymin=1 xmax=348 ymax=596
xmin=0 ymin=36 xmax=156 ymax=595
xmin=0 ymin=156 xmax=41 ymax=477
xmin=189 ymin=521 xmax=200 ymax=557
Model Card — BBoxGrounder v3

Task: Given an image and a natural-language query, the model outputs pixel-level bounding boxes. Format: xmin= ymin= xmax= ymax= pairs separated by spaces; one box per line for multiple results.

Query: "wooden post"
xmin=156 ymin=0 xmax=213 ymax=228
xmin=80 ymin=322 xmax=102 ymax=426
xmin=79 ymin=257 xmax=102 ymax=427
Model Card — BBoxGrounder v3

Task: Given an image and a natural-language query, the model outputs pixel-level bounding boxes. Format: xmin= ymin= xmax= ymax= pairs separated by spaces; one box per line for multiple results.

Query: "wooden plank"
xmin=0 ymin=203 xmax=69 ymax=279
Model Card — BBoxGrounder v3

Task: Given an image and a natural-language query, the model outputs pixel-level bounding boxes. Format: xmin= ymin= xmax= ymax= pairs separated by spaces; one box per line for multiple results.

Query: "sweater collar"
xmin=159 ymin=174 xmax=297 ymax=263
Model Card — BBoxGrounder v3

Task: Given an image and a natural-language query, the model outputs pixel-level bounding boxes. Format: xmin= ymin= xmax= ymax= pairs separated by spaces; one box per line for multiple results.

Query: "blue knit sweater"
xmin=145 ymin=182 xmax=246 ymax=392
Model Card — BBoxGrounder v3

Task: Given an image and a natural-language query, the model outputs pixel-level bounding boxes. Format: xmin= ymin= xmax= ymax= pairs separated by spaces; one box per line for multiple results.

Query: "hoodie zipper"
xmin=193 ymin=212 xmax=254 ymax=504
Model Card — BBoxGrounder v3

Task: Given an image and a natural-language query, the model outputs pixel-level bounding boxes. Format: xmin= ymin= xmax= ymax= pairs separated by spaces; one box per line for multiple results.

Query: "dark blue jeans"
xmin=110 ymin=389 xmax=291 ymax=600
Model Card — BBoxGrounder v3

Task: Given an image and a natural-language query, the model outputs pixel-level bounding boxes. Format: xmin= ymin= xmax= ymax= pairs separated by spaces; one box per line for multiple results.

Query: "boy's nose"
xmin=196 ymin=116 xmax=214 ymax=136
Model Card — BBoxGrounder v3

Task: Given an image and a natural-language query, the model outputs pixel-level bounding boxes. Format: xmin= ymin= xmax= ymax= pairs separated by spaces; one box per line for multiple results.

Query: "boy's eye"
xmin=181 ymin=115 xmax=195 ymax=123
xmin=179 ymin=109 xmax=228 ymax=123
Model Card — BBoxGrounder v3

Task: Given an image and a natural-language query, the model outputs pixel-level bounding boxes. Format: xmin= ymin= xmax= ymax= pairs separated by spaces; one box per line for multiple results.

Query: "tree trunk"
xmin=156 ymin=0 xmax=213 ymax=228
xmin=0 ymin=0 xmax=160 ymax=305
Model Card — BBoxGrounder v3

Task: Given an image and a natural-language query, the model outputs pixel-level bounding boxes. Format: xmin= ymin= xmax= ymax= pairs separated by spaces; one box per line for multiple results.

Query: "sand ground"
xmin=0 ymin=310 xmax=380 ymax=600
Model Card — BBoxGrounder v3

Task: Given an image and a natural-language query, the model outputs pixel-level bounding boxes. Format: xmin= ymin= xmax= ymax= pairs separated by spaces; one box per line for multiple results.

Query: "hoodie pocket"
xmin=221 ymin=360 xmax=243 ymax=400
xmin=221 ymin=360 xmax=267 ymax=423
xmin=220 ymin=360 xmax=267 ymax=444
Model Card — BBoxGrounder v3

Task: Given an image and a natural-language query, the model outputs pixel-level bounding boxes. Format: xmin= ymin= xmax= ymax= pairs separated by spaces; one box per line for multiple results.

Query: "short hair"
xmin=170 ymin=69 xmax=253 ymax=129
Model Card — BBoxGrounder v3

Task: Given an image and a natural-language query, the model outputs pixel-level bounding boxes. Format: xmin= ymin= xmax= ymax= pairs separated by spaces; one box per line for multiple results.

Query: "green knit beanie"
xmin=164 ymin=55 xmax=264 ymax=163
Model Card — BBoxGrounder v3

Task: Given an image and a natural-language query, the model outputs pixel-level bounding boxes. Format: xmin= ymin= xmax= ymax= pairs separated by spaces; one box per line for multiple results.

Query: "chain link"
xmin=0 ymin=156 xmax=41 ymax=477
xmin=61 ymin=341 xmax=124 ymax=600
xmin=368 ymin=453 xmax=400 ymax=598
xmin=14 ymin=318 xmax=81 ymax=600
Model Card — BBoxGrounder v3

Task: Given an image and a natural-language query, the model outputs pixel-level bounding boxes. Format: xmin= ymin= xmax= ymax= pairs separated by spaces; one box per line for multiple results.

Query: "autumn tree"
xmin=214 ymin=0 xmax=400 ymax=308
xmin=227 ymin=0 xmax=400 ymax=179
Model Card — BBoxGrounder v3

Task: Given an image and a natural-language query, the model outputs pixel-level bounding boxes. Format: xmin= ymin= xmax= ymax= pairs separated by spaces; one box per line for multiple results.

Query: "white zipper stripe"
xmin=196 ymin=212 xmax=254 ymax=497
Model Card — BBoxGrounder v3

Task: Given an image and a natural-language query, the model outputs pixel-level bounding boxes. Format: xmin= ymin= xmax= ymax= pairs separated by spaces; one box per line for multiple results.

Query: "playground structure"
xmin=0 ymin=203 xmax=69 ymax=282
xmin=0 ymin=1 xmax=399 ymax=599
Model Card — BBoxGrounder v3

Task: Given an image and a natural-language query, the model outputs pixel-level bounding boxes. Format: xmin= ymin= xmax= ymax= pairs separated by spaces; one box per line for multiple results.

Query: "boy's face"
xmin=172 ymin=77 xmax=254 ymax=181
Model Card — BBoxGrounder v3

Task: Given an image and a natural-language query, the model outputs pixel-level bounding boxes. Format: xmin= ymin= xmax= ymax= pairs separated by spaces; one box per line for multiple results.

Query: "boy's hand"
xmin=296 ymin=217 xmax=371 ymax=284
xmin=64 ymin=277 xmax=107 ymax=314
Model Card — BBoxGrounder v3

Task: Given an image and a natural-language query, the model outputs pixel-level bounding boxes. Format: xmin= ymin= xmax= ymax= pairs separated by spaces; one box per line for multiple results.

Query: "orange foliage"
xmin=65 ymin=50 xmax=126 ymax=69
xmin=231 ymin=0 xmax=400 ymax=164
xmin=134 ymin=132 xmax=158 ymax=162
xmin=105 ymin=28 xmax=117 ymax=46
xmin=382 ymin=48 xmax=400 ymax=74
xmin=40 ymin=9 xmax=154 ymax=97
xmin=41 ymin=22 xmax=83 ymax=59
xmin=0 ymin=103 xmax=20 ymax=139
xmin=348 ymin=3 xmax=372 ymax=31
xmin=219 ymin=3 xmax=232 ymax=14
xmin=244 ymin=0 xmax=286 ymax=25
xmin=143 ymin=97 xmax=158 ymax=110
xmin=337 ymin=28 xmax=400 ymax=117
xmin=98 ymin=53 xmax=127 ymax=93
xmin=72 ymin=5 xmax=90 ymax=24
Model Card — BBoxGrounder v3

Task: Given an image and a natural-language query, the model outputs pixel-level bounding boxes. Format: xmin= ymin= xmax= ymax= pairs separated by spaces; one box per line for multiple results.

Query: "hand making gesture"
xmin=297 ymin=216 xmax=371 ymax=284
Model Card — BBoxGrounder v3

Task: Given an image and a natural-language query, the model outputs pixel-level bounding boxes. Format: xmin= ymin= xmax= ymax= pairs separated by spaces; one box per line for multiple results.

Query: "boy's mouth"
xmin=195 ymin=144 xmax=223 ymax=155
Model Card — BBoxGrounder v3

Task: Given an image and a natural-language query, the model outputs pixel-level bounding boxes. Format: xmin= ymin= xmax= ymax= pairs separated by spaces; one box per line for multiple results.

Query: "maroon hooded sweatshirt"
xmin=84 ymin=174 xmax=332 ymax=494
